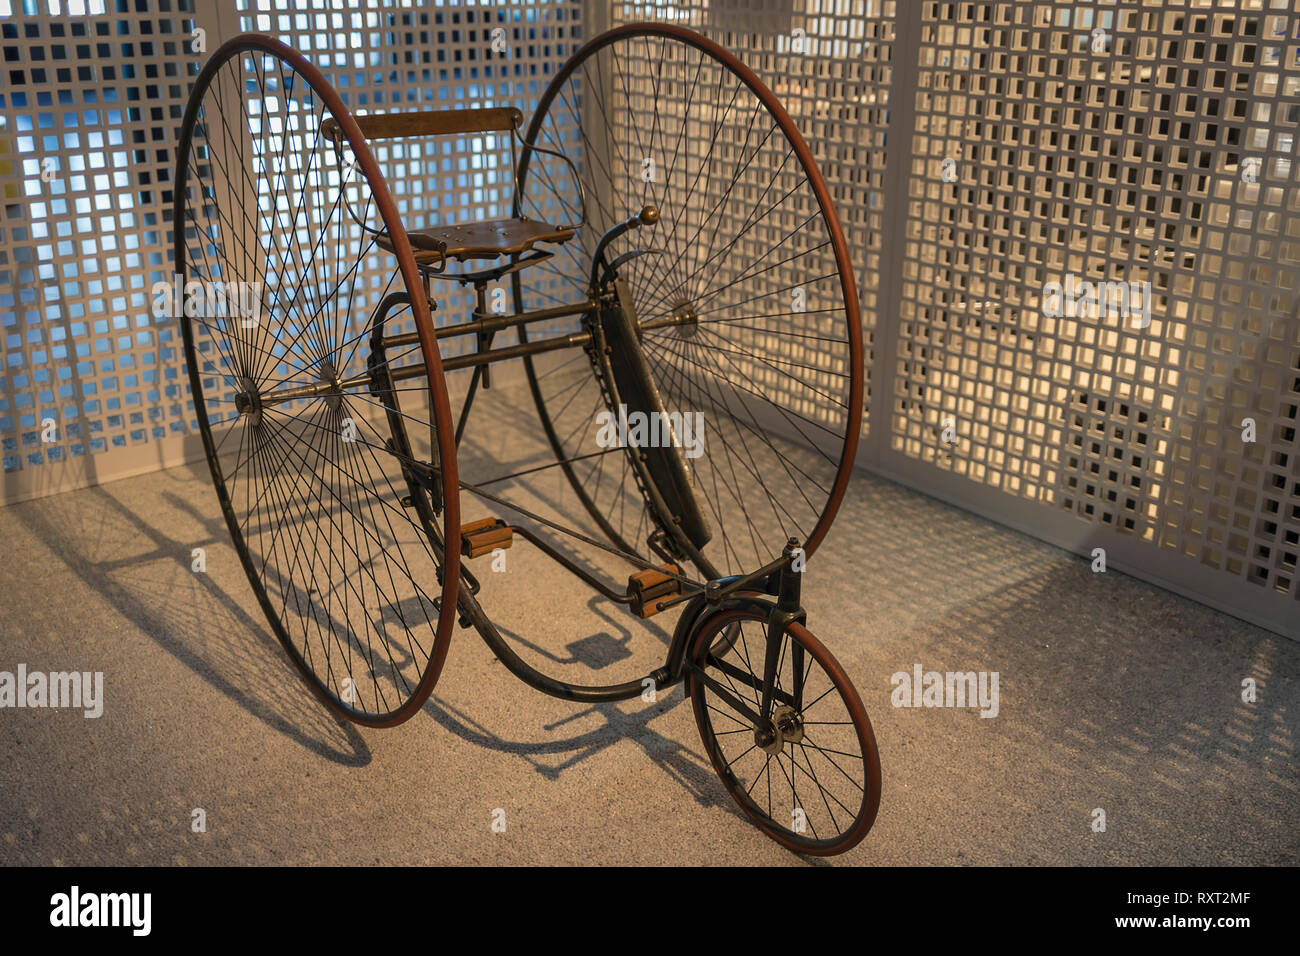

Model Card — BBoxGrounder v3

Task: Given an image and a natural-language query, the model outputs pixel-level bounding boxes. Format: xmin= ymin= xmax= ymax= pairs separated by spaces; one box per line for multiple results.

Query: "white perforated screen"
xmin=1 ymin=0 xmax=201 ymax=501
xmin=621 ymin=0 xmax=1298 ymax=637
xmin=1 ymin=0 xmax=1296 ymax=636
xmin=0 ymin=0 xmax=582 ymax=502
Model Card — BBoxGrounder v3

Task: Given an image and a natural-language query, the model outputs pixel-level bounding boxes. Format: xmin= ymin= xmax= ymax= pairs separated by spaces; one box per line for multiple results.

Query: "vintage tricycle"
xmin=174 ymin=22 xmax=879 ymax=854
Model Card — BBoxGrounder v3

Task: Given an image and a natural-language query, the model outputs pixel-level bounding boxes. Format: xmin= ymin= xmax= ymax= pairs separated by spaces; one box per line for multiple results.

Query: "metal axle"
xmin=250 ymin=299 xmax=694 ymax=408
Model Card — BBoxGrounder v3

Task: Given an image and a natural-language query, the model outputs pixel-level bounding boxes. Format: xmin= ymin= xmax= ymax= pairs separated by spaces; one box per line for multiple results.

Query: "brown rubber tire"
xmin=175 ymin=34 xmax=461 ymax=727
xmin=687 ymin=605 xmax=881 ymax=855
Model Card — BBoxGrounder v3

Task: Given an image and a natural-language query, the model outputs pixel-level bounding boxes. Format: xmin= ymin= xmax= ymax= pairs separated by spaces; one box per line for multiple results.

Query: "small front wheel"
xmin=687 ymin=606 xmax=881 ymax=855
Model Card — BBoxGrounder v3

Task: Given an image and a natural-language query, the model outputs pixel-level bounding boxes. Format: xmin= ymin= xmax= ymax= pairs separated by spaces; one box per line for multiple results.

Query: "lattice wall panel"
xmin=894 ymin=0 xmax=1300 ymax=622
xmin=0 ymin=0 xmax=199 ymax=499
xmin=2 ymin=0 xmax=1295 ymax=636
xmin=0 ymin=0 xmax=581 ymax=503
xmin=233 ymin=0 xmax=583 ymax=350
xmin=619 ymin=0 xmax=891 ymax=431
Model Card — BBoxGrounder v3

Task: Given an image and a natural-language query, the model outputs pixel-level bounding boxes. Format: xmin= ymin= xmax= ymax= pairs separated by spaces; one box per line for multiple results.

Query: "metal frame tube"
xmin=256 ymin=298 xmax=698 ymax=407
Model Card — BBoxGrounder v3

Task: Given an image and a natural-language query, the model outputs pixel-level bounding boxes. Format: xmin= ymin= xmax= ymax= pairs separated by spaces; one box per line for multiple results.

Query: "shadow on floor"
xmin=7 ymin=474 xmax=369 ymax=767
xmin=809 ymin=475 xmax=1300 ymax=864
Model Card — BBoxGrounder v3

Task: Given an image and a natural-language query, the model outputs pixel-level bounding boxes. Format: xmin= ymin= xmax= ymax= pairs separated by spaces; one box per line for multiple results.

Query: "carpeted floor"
xmin=1 ymin=379 xmax=1296 ymax=866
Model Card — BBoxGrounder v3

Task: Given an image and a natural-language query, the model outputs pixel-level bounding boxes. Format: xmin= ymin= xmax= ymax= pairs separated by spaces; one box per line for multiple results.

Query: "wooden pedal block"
xmin=460 ymin=518 xmax=513 ymax=558
xmin=628 ymin=563 xmax=683 ymax=618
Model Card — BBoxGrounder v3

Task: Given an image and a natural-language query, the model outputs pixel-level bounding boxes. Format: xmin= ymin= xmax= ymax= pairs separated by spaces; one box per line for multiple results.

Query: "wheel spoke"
xmin=691 ymin=611 xmax=877 ymax=853
xmin=517 ymin=26 xmax=862 ymax=579
xmin=177 ymin=37 xmax=457 ymax=725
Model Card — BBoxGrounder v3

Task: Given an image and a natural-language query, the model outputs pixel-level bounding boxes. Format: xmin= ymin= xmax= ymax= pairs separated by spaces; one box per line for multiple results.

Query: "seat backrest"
xmin=321 ymin=107 xmax=523 ymax=145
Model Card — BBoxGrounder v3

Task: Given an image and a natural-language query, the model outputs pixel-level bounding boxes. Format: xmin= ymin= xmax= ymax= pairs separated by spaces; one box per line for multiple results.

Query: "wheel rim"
xmin=689 ymin=607 xmax=881 ymax=854
xmin=516 ymin=23 xmax=863 ymax=578
xmin=174 ymin=35 xmax=461 ymax=726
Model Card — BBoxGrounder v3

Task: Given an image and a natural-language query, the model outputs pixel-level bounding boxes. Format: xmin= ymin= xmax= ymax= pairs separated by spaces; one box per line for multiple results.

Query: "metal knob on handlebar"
xmin=590 ymin=205 xmax=659 ymax=290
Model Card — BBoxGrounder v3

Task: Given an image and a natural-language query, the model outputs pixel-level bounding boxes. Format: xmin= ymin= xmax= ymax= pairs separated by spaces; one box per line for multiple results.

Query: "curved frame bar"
xmin=511 ymin=129 xmax=589 ymax=233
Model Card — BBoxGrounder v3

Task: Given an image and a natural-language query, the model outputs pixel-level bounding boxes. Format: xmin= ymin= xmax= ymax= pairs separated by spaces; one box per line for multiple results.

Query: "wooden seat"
xmin=378 ymin=217 xmax=574 ymax=268
xmin=324 ymin=106 xmax=582 ymax=272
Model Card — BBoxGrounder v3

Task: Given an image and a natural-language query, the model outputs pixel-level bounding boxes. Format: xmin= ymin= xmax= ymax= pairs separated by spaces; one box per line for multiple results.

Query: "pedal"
xmin=628 ymin=562 xmax=683 ymax=618
xmin=460 ymin=517 xmax=513 ymax=559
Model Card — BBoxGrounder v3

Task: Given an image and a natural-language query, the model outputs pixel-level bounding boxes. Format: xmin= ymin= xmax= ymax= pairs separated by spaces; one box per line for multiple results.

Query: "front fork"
xmin=761 ymin=538 xmax=808 ymax=719
xmin=678 ymin=539 xmax=808 ymax=729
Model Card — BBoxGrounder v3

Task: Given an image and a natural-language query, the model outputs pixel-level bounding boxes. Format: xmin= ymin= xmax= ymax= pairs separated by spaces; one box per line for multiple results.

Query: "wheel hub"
xmin=754 ymin=716 xmax=783 ymax=756
xmin=670 ymin=301 xmax=698 ymax=339
xmin=754 ymin=705 xmax=804 ymax=756
xmin=318 ymin=360 xmax=343 ymax=413
xmin=233 ymin=376 xmax=263 ymax=427
xmin=773 ymin=704 xmax=804 ymax=745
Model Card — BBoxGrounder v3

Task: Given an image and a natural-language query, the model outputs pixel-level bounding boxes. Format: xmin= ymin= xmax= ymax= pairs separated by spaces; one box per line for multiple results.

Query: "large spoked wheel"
xmin=515 ymin=23 xmax=863 ymax=579
xmin=174 ymin=35 xmax=461 ymax=727
xmin=687 ymin=605 xmax=881 ymax=855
